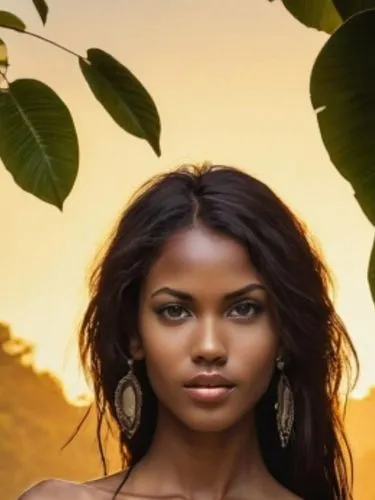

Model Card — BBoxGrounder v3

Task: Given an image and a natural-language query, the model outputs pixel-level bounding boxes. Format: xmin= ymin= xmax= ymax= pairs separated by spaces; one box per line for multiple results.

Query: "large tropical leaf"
xmin=0 ymin=11 xmax=26 ymax=31
xmin=0 ymin=79 xmax=79 ymax=209
xmin=310 ymin=9 xmax=375 ymax=226
xmin=79 ymin=48 xmax=161 ymax=156
xmin=31 ymin=0 xmax=49 ymax=25
xmin=333 ymin=0 xmax=375 ymax=20
xmin=270 ymin=0 xmax=375 ymax=33
xmin=269 ymin=0 xmax=342 ymax=33
xmin=310 ymin=10 xmax=375 ymax=301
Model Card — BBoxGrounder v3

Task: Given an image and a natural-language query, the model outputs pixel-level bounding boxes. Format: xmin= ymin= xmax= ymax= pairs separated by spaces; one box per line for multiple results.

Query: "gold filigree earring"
xmin=114 ymin=358 xmax=142 ymax=440
xmin=275 ymin=356 xmax=294 ymax=448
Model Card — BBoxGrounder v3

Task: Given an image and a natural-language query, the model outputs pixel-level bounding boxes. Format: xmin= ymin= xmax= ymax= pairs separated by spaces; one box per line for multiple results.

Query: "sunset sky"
xmin=1 ymin=0 xmax=374 ymax=401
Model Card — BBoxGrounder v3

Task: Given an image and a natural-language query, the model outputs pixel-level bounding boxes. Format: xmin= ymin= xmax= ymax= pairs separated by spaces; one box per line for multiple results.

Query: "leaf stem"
xmin=0 ymin=67 xmax=9 ymax=87
xmin=23 ymin=29 xmax=82 ymax=59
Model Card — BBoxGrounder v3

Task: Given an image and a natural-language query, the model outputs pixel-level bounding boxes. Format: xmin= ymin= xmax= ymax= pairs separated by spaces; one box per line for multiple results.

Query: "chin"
xmin=180 ymin=409 xmax=245 ymax=434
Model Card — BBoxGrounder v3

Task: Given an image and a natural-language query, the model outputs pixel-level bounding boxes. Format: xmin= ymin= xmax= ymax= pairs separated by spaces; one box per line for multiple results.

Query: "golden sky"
xmin=0 ymin=0 xmax=374 ymax=401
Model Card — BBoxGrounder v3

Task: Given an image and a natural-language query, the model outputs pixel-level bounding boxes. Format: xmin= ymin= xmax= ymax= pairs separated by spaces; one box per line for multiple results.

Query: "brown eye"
xmin=227 ymin=300 xmax=262 ymax=318
xmin=157 ymin=304 xmax=191 ymax=320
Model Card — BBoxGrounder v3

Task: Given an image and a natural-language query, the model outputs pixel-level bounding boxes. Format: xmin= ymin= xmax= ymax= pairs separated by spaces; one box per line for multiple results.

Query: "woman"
xmin=20 ymin=164 xmax=358 ymax=500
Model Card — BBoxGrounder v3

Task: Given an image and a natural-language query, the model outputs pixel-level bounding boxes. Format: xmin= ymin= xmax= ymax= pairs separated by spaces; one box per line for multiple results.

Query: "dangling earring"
xmin=275 ymin=356 xmax=294 ymax=448
xmin=114 ymin=358 xmax=142 ymax=440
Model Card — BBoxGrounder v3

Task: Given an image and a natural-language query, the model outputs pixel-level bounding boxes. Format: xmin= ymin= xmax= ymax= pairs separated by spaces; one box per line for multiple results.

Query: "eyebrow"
xmin=150 ymin=283 xmax=266 ymax=301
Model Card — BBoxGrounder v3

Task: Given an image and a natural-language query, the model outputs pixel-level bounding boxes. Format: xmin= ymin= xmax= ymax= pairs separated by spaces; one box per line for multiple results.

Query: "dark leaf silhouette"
xmin=79 ymin=48 xmax=161 ymax=156
xmin=273 ymin=0 xmax=342 ymax=33
xmin=0 ymin=10 xmax=26 ymax=31
xmin=0 ymin=79 xmax=79 ymax=209
xmin=31 ymin=0 xmax=49 ymax=25
xmin=310 ymin=10 xmax=375 ymax=299
xmin=333 ymin=0 xmax=375 ymax=20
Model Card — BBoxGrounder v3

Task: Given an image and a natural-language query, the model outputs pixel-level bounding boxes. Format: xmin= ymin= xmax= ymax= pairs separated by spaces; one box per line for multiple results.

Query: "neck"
xmin=133 ymin=406 xmax=274 ymax=499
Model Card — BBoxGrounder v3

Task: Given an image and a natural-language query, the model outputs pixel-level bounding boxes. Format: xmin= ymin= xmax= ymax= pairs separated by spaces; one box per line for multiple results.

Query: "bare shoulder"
xmin=18 ymin=479 xmax=93 ymax=499
xmin=85 ymin=470 xmax=129 ymax=494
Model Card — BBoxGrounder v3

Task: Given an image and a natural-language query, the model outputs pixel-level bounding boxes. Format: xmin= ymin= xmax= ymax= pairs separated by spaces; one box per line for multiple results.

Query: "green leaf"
xmin=333 ymin=0 xmax=375 ymax=20
xmin=0 ymin=11 xmax=26 ymax=32
xmin=31 ymin=0 xmax=49 ymax=25
xmin=310 ymin=9 xmax=375 ymax=226
xmin=277 ymin=0 xmax=342 ymax=33
xmin=79 ymin=48 xmax=161 ymax=156
xmin=368 ymin=236 xmax=375 ymax=303
xmin=0 ymin=38 xmax=8 ymax=67
xmin=0 ymin=79 xmax=79 ymax=209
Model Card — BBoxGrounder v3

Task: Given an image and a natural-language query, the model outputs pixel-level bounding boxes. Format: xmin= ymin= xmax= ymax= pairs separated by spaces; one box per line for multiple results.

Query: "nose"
xmin=190 ymin=318 xmax=227 ymax=367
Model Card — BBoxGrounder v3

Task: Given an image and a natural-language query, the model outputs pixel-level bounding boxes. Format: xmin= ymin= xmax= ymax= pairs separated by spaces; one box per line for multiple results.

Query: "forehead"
xmin=143 ymin=226 xmax=262 ymax=292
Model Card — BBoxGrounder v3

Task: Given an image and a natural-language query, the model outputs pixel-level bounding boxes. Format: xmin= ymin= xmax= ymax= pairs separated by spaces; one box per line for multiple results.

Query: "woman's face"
xmin=136 ymin=225 xmax=279 ymax=433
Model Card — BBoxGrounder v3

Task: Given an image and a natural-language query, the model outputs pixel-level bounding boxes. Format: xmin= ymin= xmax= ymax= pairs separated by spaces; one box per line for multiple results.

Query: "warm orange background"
xmin=0 ymin=1 xmax=374 ymax=403
xmin=1 ymin=2 xmax=375 ymax=498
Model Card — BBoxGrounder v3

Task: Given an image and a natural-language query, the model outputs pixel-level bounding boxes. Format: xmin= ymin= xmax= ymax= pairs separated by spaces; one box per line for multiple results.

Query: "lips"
xmin=183 ymin=373 xmax=236 ymax=404
xmin=184 ymin=372 xmax=235 ymax=389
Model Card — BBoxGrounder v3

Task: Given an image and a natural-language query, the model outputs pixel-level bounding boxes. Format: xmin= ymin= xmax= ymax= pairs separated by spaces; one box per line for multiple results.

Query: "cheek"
xmin=137 ymin=311 xmax=183 ymax=387
xmin=140 ymin=342 xmax=182 ymax=406
xmin=234 ymin=325 xmax=278 ymax=396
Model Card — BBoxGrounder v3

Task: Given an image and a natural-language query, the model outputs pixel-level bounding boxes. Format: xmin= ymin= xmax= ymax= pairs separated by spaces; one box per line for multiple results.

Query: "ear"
xmin=129 ymin=334 xmax=145 ymax=360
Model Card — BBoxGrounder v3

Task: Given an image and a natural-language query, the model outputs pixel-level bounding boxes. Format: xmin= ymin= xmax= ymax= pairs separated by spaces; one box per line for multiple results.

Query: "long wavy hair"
xmin=78 ymin=164 xmax=358 ymax=499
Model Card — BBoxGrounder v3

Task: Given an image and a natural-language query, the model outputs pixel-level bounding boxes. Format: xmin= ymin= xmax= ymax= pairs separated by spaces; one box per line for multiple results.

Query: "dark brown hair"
xmin=79 ymin=164 xmax=358 ymax=499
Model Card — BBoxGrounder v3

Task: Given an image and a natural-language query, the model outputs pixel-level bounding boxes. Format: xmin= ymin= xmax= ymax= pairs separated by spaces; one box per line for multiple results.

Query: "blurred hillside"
xmin=0 ymin=322 xmax=374 ymax=499
xmin=346 ymin=387 xmax=375 ymax=500
xmin=0 ymin=322 xmax=121 ymax=499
